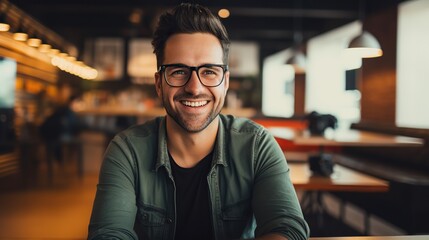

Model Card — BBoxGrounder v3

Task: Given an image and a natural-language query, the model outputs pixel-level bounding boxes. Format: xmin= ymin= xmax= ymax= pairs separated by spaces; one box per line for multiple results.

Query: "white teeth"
xmin=182 ymin=100 xmax=208 ymax=107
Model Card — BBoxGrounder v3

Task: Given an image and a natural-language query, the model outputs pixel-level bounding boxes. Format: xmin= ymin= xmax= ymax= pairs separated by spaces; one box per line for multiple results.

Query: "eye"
xmin=172 ymin=69 xmax=186 ymax=75
xmin=166 ymin=67 xmax=188 ymax=77
xmin=202 ymin=69 xmax=216 ymax=75
xmin=200 ymin=67 xmax=221 ymax=77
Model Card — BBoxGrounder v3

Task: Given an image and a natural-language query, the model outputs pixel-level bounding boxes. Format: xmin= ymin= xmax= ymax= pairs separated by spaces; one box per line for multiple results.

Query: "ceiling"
xmin=8 ymin=0 xmax=405 ymax=59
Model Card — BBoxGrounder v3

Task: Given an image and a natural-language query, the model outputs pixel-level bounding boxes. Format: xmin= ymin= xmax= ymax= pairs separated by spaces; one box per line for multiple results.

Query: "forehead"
xmin=163 ymin=33 xmax=224 ymax=65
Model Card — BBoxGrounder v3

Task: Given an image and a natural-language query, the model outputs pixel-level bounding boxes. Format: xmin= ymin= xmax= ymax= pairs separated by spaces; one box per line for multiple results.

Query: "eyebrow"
xmin=163 ymin=62 xmax=224 ymax=66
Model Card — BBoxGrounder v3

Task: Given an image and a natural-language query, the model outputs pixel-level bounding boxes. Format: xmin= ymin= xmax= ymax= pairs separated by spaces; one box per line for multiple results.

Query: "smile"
xmin=181 ymin=100 xmax=209 ymax=107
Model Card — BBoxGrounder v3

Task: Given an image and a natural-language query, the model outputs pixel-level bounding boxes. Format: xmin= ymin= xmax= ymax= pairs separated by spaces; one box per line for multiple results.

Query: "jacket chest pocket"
xmin=135 ymin=204 xmax=171 ymax=240
xmin=221 ymin=199 xmax=253 ymax=239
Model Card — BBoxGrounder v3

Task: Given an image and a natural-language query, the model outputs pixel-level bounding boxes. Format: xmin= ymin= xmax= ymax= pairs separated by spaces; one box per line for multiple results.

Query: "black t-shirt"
xmin=169 ymin=151 xmax=214 ymax=240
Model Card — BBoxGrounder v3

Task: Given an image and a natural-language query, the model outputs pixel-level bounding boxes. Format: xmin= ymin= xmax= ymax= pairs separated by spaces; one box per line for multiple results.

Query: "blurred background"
xmin=1 ymin=0 xmax=428 ymax=239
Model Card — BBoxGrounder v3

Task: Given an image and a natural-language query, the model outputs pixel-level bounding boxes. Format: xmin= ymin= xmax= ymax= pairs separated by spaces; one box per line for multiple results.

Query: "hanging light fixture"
xmin=13 ymin=20 xmax=28 ymax=41
xmin=285 ymin=0 xmax=306 ymax=73
xmin=286 ymin=47 xmax=306 ymax=74
xmin=286 ymin=30 xmax=306 ymax=74
xmin=39 ymin=42 xmax=52 ymax=53
xmin=27 ymin=31 xmax=42 ymax=47
xmin=344 ymin=0 xmax=383 ymax=58
xmin=48 ymin=44 xmax=61 ymax=56
xmin=345 ymin=31 xmax=383 ymax=58
xmin=0 ymin=2 xmax=10 ymax=32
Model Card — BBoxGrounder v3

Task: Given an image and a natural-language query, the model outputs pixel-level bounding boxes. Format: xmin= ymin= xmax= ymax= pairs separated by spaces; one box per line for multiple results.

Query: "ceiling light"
xmin=129 ymin=9 xmax=142 ymax=24
xmin=12 ymin=22 xmax=28 ymax=41
xmin=344 ymin=0 xmax=382 ymax=59
xmin=66 ymin=56 xmax=76 ymax=62
xmin=344 ymin=31 xmax=383 ymax=58
xmin=218 ymin=9 xmax=230 ymax=19
xmin=286 ymin=49 xmax=306 ymax=74
xmin=27 ymin=34 xmax=42 ymax=47
xmin=0 ymin=2 xmax=10 ymax=32
xmin=39 ymin=43 xmax=52 ymax=53
xmin=13 ymin=32 xmax=28 ymax=41
xmin=58 ymin=52 xmax=68 ymax=58
xmin=49 ymin=48 xmax=60 ymax=56
xmin=285 ymin=0 xmax=306 ymax=73
xmin=0 ymin=21 xmax=9 ymax=32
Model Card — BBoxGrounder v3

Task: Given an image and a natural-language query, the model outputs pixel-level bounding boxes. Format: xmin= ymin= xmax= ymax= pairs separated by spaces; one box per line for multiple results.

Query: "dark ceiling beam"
xmin=227 ymin=8 xmax=357 ymax=19
xmin=15 ymin=4 xmax=358 ymax=20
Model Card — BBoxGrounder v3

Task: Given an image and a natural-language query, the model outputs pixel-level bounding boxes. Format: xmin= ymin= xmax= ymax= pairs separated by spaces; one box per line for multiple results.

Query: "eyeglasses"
xmin=158 ymin=64 xmax=228 ymax=87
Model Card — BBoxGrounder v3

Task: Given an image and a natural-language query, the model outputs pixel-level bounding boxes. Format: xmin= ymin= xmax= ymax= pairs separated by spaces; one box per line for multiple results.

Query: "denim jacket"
xmin=88 ymin=115 xmax=309 ymax=240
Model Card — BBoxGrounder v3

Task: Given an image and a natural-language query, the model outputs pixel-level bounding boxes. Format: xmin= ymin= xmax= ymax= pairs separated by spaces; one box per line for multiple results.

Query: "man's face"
xmin=155 ymin=33 xmax=229 ymax=133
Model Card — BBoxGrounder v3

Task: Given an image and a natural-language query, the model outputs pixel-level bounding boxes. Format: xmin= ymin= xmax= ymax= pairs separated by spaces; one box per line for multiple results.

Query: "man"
xmin=88 ymin=3 xmax=309 ymax=240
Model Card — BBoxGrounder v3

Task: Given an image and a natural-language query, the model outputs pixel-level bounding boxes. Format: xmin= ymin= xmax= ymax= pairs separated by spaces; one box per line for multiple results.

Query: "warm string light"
xmin=0 ymin=21 xmax=9 ymax=31
xmin=27 ymin=37 xmax=42 ymax=47
xmin=0 ymin=1 xmax=10 ymax=32
xmin=27 ymin=32 xmax=42 ymax=47
xmin=0 ymin=1 xmax=97 ymax=79
xmin=39 ymin=43 xmax=52 ymax=53
xmin=51 ymin=54 xmax=98 ymax=80
xmin=12 ymin=19 xmax=28 ymax=41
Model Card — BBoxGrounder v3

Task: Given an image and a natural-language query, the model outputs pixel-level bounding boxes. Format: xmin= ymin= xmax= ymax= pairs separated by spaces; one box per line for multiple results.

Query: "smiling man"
xmin=88 ymin=3 xmax=309 ymax=240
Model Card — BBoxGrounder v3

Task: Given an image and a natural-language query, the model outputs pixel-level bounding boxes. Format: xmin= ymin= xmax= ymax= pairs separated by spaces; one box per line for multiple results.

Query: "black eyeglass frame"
xmin=158 ymin=63 xmax=229 ymax=87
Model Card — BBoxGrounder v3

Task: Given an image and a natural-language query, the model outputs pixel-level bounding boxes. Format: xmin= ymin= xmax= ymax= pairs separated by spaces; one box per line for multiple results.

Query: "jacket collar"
xmin=155 ymin=115 xmax=228 ymax=173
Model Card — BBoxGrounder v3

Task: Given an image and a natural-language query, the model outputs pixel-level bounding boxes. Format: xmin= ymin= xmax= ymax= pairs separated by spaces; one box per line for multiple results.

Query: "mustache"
xmin=174 ymin=93 xmax=213 ymax=101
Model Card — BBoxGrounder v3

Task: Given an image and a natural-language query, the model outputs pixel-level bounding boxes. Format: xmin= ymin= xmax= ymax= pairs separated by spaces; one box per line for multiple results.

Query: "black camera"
xmin=307 ymin=111 xmax=338 ymax=135
xmin=309 ymin=153 xmax=335 ymax=176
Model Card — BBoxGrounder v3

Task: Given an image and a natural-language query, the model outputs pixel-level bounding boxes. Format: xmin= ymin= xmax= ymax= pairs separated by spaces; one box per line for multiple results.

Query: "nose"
xmin=184 ymin=70 xmax=204 ymax=95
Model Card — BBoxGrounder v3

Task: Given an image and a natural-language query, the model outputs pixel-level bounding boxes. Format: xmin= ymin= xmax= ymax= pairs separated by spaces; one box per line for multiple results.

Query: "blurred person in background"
xmin=39 ymin=84 xmax=82 ymax=179
xmin=89 ymin=3 xmax=309 ymax=240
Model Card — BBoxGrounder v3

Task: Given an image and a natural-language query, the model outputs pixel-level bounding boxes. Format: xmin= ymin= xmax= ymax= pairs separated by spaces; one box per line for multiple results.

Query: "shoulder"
xmin=220 ymin=114 xmax=265 ymax=135
xmin=115 ymin=117 xmax=162 ymax=141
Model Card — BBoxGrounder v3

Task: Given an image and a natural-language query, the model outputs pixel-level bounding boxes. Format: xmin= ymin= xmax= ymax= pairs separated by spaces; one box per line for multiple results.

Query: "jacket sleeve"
xmin=252 ymin=129 xmax=310 ymax=240
xmin=88 ymin=136 xmax=139 ymax=240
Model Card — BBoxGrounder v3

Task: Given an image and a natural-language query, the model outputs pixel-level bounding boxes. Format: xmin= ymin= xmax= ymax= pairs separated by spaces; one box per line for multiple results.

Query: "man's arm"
xmin=252 ymin=129 xmax=310 ymax=240
xmin=256 ymin=233 xmax=288 ymax=240
xmin=88 ymin=136 xmax=139 ymax=240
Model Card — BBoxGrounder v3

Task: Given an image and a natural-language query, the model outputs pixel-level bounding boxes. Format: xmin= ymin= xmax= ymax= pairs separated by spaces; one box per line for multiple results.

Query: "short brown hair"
xmin=152 ymin=3 xmax=230 ymax=68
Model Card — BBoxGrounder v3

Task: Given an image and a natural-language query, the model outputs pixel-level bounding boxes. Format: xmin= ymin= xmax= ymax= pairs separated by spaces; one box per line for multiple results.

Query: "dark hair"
xmin=152 ymin=3 xmax=230 ymax=68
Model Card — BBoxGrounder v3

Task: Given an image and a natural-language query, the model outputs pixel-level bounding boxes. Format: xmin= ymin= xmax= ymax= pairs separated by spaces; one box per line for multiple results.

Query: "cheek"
xmin=215 ymin=88 xmax=227 ymax=102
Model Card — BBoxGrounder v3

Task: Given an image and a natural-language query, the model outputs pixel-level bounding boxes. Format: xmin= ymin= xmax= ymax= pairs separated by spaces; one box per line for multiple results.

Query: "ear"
xmin=155 ymin=72 xmax=162 ymax=97
xmin=224 ymin=71 xmax=230 ymax=95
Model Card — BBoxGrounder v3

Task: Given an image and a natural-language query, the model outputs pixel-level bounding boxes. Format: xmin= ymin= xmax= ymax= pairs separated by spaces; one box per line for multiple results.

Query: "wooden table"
xmin=289 ymin=162 xmax=389 ymax=192
xmin=75 ymin=106 xmax=257 ymax=118
xmin=289 ymin=162 xmax=389 ymax=234
xmin=268 ymin=127 xmax=424 ymax=147
xmin=310 ymin=236 xmax=429 ymax=240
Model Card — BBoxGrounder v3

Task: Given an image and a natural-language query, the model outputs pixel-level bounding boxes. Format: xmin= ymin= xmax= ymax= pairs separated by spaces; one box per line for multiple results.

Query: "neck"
xmin=166 ymin=116 xmax=218 ymax=168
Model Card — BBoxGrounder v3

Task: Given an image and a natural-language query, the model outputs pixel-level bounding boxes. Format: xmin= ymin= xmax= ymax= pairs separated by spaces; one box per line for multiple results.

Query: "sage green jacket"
xmin=88 ymin=115 xmax=309 ymax=240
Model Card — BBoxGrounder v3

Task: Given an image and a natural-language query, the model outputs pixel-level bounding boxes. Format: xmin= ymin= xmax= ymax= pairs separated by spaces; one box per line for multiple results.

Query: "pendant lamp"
xmin=286 ymin=43 xmax=306 ymax=74
xmin=27 ymin=32 xmax=42 ymax=47
xmin=285 ymin=0 xmax=307 ymax=73
xmin=13 ymin=21 xmax=28 ymax=41
xmin=0 ymin=2 xmax=10 ymax=32
xmin=344 ymin=0 xmax=383 ymax=58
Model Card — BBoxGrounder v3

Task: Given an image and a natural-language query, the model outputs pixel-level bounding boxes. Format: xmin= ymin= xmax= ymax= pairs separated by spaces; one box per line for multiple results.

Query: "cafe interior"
xmin=0 ymin=0 xmax=428 ymax=239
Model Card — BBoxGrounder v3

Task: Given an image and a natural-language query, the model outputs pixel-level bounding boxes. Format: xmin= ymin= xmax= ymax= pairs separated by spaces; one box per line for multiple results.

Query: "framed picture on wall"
xmin=229 ymin=41 xmax=259 ymax=77
xmin=92 ymin=38 xmax=124 ymax=81
xmin=127 ymin=38 xmax=157 ymax=84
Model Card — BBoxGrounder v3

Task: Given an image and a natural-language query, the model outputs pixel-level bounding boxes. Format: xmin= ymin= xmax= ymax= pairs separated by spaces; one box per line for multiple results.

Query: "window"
xmin=262 ymin=49 xmax=295 ymax=118
xmin=306 ymin=21 xmax=362 ymax=129
xmin=396 ymin=0 xmax=429 ymax=129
